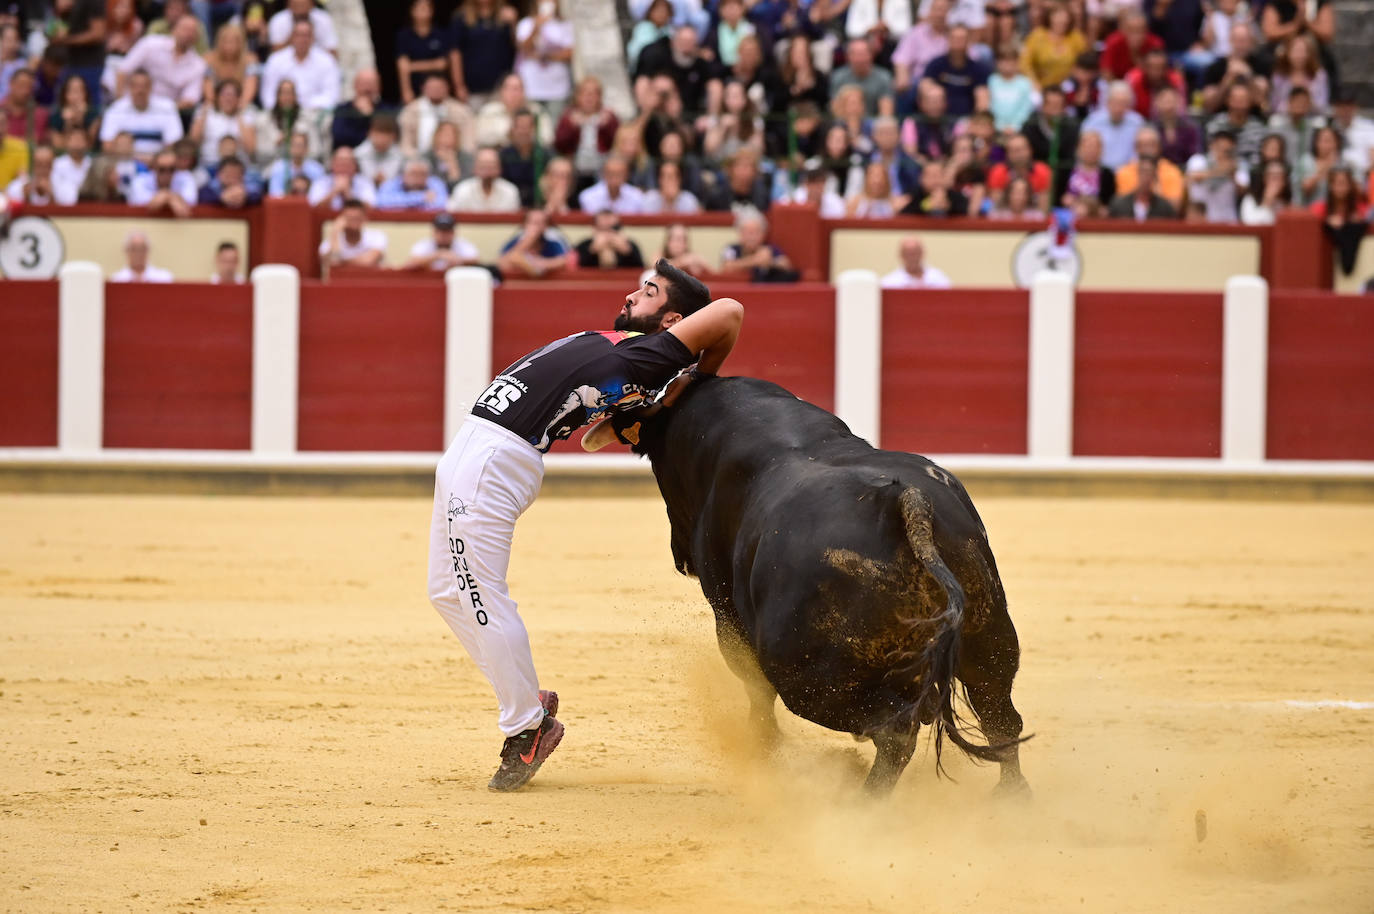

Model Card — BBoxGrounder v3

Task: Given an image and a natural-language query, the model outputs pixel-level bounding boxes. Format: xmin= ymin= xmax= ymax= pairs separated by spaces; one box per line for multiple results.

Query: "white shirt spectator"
xmin=641 ymin=188 xmax=702 ymax=213
xmin=448 ymin=176 xmax=522 ymax=212
xmin=791 ymin=186 xmax=847 ymax=218
xmin=99 ymin=95 xmax=185 ymax=157
xmin=515 ymin=16 xmax=574 ymax=102
xmin=410 ymin=236 xmax=480 ymax=270
xmin=267 ymin=8 xmax=339 ymax=52
xmin=917 ymin=0 xmax=986 ymax=28
xmin=880 ymin=265 xmax=953 ymax=289
xmin=117 ymin=34 xmax=207 ymax=106
xmin=51 ymin=154 xmax=92 ymax=205
xmin=578 ymin=181 xmax=646 ymax=215
xmin=1186 ymin=153 xmax=1249 ymax=223
xmin=353 ymin=139 xmax=404 ymax=186
xmin=1339 ymin=113 xmax=1374 ymax=175
xmin=307 ymin=173 xmax=378 ymax=208
xmin=846 ymin=0 xmax=912 ymax=38
xmin=260 ymin=45 xmax=340 ymax=110
xmin=127 ymin=169 xmax=200 ymax=206
xmin=111 ymin=264 xmax=175 ymax=282
xmin=319 ymin=227 xmax=389 ymax=263
xmin=6 ymin=175 xmax=52 ymax=204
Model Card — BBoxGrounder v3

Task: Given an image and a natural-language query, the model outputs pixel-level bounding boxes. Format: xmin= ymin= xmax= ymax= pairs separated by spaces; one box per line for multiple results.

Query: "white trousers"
xmin=427 ymin=417 xmax=546 ymax=736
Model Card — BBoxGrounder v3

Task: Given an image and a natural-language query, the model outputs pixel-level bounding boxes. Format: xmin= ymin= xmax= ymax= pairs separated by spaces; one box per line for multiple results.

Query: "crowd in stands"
xmin=3 ymin=0 xmax=1373 ymax=279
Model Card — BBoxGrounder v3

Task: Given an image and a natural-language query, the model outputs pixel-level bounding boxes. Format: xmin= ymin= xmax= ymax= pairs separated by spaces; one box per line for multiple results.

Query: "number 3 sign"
xmin=0 ymin=216 xmax=66 ymax=279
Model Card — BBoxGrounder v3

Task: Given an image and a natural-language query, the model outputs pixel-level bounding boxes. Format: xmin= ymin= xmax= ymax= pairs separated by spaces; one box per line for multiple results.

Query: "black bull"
xmin=620 ymin=376 xmax=1029 ymax=794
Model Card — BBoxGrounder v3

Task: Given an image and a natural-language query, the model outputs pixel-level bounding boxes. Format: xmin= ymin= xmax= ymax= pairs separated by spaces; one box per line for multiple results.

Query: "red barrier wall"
xmin=0 ymin=280 xmax=59 ymax=446
xmin=880 ymin=289 xmax=1029 ymax=455
xmin=1072 ymin=292 xmax=1223 ymax=457
xmin=296 ymin=282 xmax=446 ymax=451
xmin=491 ymin=282 xmax=836 ymax=452
xmin=102 ymin=282 xmax=253 ymax=449
xmin=1267 ymin=292 xmax=1374 ymax=460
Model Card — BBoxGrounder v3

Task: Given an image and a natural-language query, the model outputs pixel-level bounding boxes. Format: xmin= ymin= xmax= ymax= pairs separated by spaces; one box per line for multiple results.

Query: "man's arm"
xmin=666 ymin=297 xmax=744 ymax=375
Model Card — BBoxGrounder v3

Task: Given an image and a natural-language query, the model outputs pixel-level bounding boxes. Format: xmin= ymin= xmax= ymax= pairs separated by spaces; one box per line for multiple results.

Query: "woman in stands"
xmin=450 ymin=0 xmax=518 ymax=108
xmin=1309 ymin=165 xmax=1368 ymax=221
xmin=829 ymin=84 xmax=873 ymax=156
xmin=642 ymin=159 xmax=702 ymax=214
xmin=1019 ymin=2 xmax=1088 ymax=90
xmin=780 ymin=34 xmax=828 ymax=114
xmin=1298 ymin=125 xmax=1349 ymax=206
xmin=702 ymin=80 xmax=765 ymax=168
xmin=658 ymin=222 xmax=713 ymax=276
xmin=990 ymin=175 xmax=1038 ymax=219
xmin=426 ymin=121 xmax=468 ymax=189
xmin=203 ymin=23 xmax=261 ymax=110
xmin=1057 ymin=129 xmax=1116 ymax=217
xmin=1240 ymin=159 xmax=1293 ymax=225
xmin=554 ymin=76 xmax=619 ymax=194
xmin=259 ymin=78 xmax=304 ymax=165
xmin=191 ymin=79 xmax=257 ymax=168
xmin=818 ymin=121 xmax=864 ymax=198
xmin=48 ymin=74 xmax=100 ymax=152
xmin=1269 ymin=33 xmax=1329 ymax=113
xmin=397 ymin=0 xmax=454 ymax=104
xmin=845 ymin=162 xmax=903 ymax=218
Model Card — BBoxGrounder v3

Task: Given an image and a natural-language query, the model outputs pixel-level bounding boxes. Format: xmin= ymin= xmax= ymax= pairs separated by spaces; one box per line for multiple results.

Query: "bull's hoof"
xmin=992 ymin=775 xmax=1032 ymax=802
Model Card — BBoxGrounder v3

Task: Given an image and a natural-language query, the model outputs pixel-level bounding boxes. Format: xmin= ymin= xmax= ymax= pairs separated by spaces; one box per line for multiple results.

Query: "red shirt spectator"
xmin=1 ymin=68 xmax=50 ymax=144
xmin=1125 ymin=50 xmax=1185 ymax=118
xmin=1100 ymin=10 xmax=1163 ymax=80
xmin=988 ymin=134 xmax=1053 ymax=195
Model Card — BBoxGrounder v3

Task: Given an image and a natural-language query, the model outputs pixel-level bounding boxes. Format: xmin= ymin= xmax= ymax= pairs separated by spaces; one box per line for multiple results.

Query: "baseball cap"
xmin=433 ymin=213 xmax=456 ymax=229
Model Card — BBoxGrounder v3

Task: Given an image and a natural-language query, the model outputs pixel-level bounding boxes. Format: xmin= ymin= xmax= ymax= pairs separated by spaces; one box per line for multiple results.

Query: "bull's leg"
xmin=864 ymin=722 xmax=920 ymax=795
xmin=714 ymin=621 xmax=782 ymax=747
xmin=963 ymin=679 xmax=1029 ymax=796
xmin=960 ymin=604 xmax=1030 ymax=796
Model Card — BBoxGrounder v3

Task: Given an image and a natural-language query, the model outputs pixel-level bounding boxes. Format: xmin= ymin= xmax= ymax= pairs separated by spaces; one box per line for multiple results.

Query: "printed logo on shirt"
xmin=476 ymin=375 xmax=528 ymax=415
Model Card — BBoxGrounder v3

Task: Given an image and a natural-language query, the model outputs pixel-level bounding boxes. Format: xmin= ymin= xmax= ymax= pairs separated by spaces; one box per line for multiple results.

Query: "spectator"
xmin=891 ymin=0 xmax=950 ymax=94
xmin=779 ymin=35 xmax=827 ymax=116
xmin=474 ymin=73 xmax=527 ymax=148
xmin=1061 ymin=51 xmax=1105 ymax=121
xmin=1207 ymin=80 xmax=1267 ymax=169
xmin=635 ymin=25 xmax=712 ymax=115
xmin=1057 ymin=129 xmax=1117 ymax=215
xmin=844 ymin=0 xmax=913 ymax=37
xmin=309 ymin=146 xmax=377 ymax=209
xmin=702 ymin=79 xmax=764 ymax=166
xmin=51 ymin=124 xmax=91 ymax=203
xmin=1020 ymin=2 xmax=1087 ymax=90
xmin=642 ymin=158 xmax=702 ymax=213
xmin=46 ymin=0 xmax=106 ymax=106
xmin=104 ymin=130 xmax=143 ymax=194
xmin=111 ymin=230 xmax=174 ymax=282
xmin=575 ymin=154 xmax=644 ymax=214
xmin=880 ymin=236 xmax=952 ymax=289
xmin=1259 ymin=0 xmax=1332 ymax=49
xmin=497 ymin=108 xmax=540 ymax=207
xmin=868 ymin=115 xmax=921 ymax=196
xmin=267 ymin=0 xmax=338 ymax=54
xmin=355 ymin=113 xmax=404 ymax=186
xmin=989 ymin=45 xmax=1036 ymax=135
xmin=76 ymin=155 xmax=125 ymax=201
xmin=706 ymin=0 xmax=755 ymax=67
xmin=1298 ymin=125 xmax=1352 ymax=206
xmin=515 ymin=0 xmax=574 ymax=121
xmin=33 ymin=46 xmax=67 ymax=111
xmin=401 ymin=211 xmax=481 ymax=271
xmin=703 ymin=148 xmax=772 ymax=212
xmin=319 ymin=198 xmax=387 ymax=269
xmin=916 ymin=0 xmax=987 ymax=31
xmin=1239 ymin=158 xmax=1292 ymax=225
xmin=719 ymin=208 xmax=795 ymax=281
xmin=6 ymin=142 xmax=55 ymax=203
xmin=199 ymin=155 xmax=261 ymax=207
xmin=48 ymin=74 xmax=97 ymax=153
xmin=554 ymin=76 xmax=619 ymax=190
xmin=449 ymin=0 xmax=518 ymax=107
xmin=1152 ymin=85 xmax=1201 ymax=167
xmin=989 ymin=175 xmax=1038 ymax=218
xmin=332 ymin=68 xmax=384 ymax=150
xmin=210 ymin=241 xmax=244 ymax=283
xmin=921 ymin=26 xmax=989 ymax=119
xmin=191 ymin=78 xmax=256 ymax=167
xmin=1082 ymin=81 xmax=1144 ymax=170
xmin=266 ymin=130 xmax=323 ymax=196
xmin=901 ymin=81 xmax=953 ymax=162
xmin=1099 ymin=9 xmax=1161 ymax=81
xmin=259 ymin=20 xmax=339 ymax=111
xmin=1107 ymin=156 xmax=1176 ymax=220
xmin=400 ymin=74 xmax=475 ymax=157
xmin=829 ymin=38 xmax=894 ymax=118
xmin=627 ymin=0 xmax=674 ymax=76
xmin=1201 ymin=0 xmax=1247 ymax=63
xmin=2 ymin=68 xmax=49 ymax=144
xmin=638 ymin=74 xmax=691 ymax=159
xmin=1258 ymin=132 xmax=1290 ymax=168
xmin=448 ymin=146 xmax=521 ymax=211
xmin=1267 ymin=85 xmax=1323 ymax=169
xmin=989 ymin=132 xmax=1052 ymax=200
xmin=538 ymin=154 xmax=576 ymax=215
xmin=104 ymin=0 xmax=144 ymax=61
xmin=831 ymin=84 xmax=875 ymax=157
xmin=900 ymin=158 xmax=969 ymax=215
xmin=1124 ymin=48 xmax=1183 ymax=118
xmin=242 ymin=1 xmax=271 ymax=59
xmin=258 ymin=78 xmax=309 ymax=164
xmin=0 ymin=133 xmax=26 ymax=190
xmin=1186 ymin=129 xmax=1248 ymax=222
xmin=1200 ymin=23 xmax=1271 ymax=116
xmin=128 ymin=146 xmax=196 ymax=214
xmin=396 ymin=0 xmax=452 ymax=103
xmin=574 ymin=208 xmax=645 ymax=269
xmin=846 ymin=161 xmax=903 ymax=217
xmin=1269 ymin=33 xmax=1328 ymax=114
xmin=1115 ymin=126 xmax=1185 ymax=210
xmin=791 ymin=159 xmax=847 ymax=216
xmin=1023 ymin=85 xmax=1079 ymax=173
xmin=1332 ymin=92 xmax=1374 ymax=174
xmin=1310 ymin=165 xmax=1366 ymax=220
xmin=0 ymin=25 xmax=25 ymax=101
xmin=146 ymin=0 xmax=208 ymax=53
xmin=496 ymin=207 xmax=571 ymax=277
xmin=628 ymin=0 xmax=709 ymax=41
xmin=377 ymin=156 xmax=447 ymax=209
xmin=426 ymin=121 xmax=469 ymax=189
xmin=657 ymin=222 xmax=712 ymax=275
xmin=115 ymin=16 xmax=204 ymax=111
xmin=202 ymin=22 xmax=261 ymax=107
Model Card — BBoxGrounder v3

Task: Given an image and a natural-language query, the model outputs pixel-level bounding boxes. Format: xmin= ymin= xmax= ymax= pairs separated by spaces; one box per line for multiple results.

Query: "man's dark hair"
xmin=655 ymin=257 xmax=710 ymax=316
xmin=217 ymin=241 xmax=239 ymax=254
xmin=342 ymin=197 xmax=366 ymax=211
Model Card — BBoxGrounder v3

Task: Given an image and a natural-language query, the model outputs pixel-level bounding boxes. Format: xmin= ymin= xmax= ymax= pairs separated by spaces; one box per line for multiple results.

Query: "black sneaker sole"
xmin=487 ymin=718 xmax=565 ymax=792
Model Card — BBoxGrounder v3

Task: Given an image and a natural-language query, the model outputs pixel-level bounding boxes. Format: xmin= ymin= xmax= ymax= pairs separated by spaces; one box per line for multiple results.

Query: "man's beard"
xmin=614 ymin=305 xmax=669 ymax=334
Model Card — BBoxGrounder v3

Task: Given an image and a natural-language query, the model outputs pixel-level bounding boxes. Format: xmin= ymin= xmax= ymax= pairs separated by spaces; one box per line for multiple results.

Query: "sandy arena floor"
xmin=1 ymin=492 xmax=1372 ymax=913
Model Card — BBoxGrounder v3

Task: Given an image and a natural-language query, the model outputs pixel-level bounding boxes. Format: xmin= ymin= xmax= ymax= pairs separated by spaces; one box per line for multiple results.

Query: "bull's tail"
xmin=895 ymin=488 xmax=1012 ymax=777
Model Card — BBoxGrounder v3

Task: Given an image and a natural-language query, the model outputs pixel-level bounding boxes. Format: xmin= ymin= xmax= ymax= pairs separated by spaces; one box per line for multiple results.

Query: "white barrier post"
xmin=835 ymin=269 xmax=882 ymax=446
xmin=1027 ymin=270 xmax=1076 ymax=459
xmin=250 ymin=264 xmax=300 ymax=454
xmin=58 ymin=261 xmax=105 ymax=452
xmin=1222 ymin=275 xmax=1269 ymax=463
xmin=444 ymin=266 xmax=494 ymax=448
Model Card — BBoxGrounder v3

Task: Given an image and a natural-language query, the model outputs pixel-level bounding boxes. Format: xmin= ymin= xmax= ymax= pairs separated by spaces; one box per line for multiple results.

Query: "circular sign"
xmin=1011 ymin=230 xmax=1083 ymax=288
xmin=0 ymin=215 xmax=66 ymax=279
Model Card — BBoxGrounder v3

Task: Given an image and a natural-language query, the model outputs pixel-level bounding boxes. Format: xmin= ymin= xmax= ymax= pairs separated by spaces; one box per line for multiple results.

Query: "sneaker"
xmin=488 ymin=714 xmax=564 ymax=792
xmin=539 ymin=689 xmax=559 ymax=719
